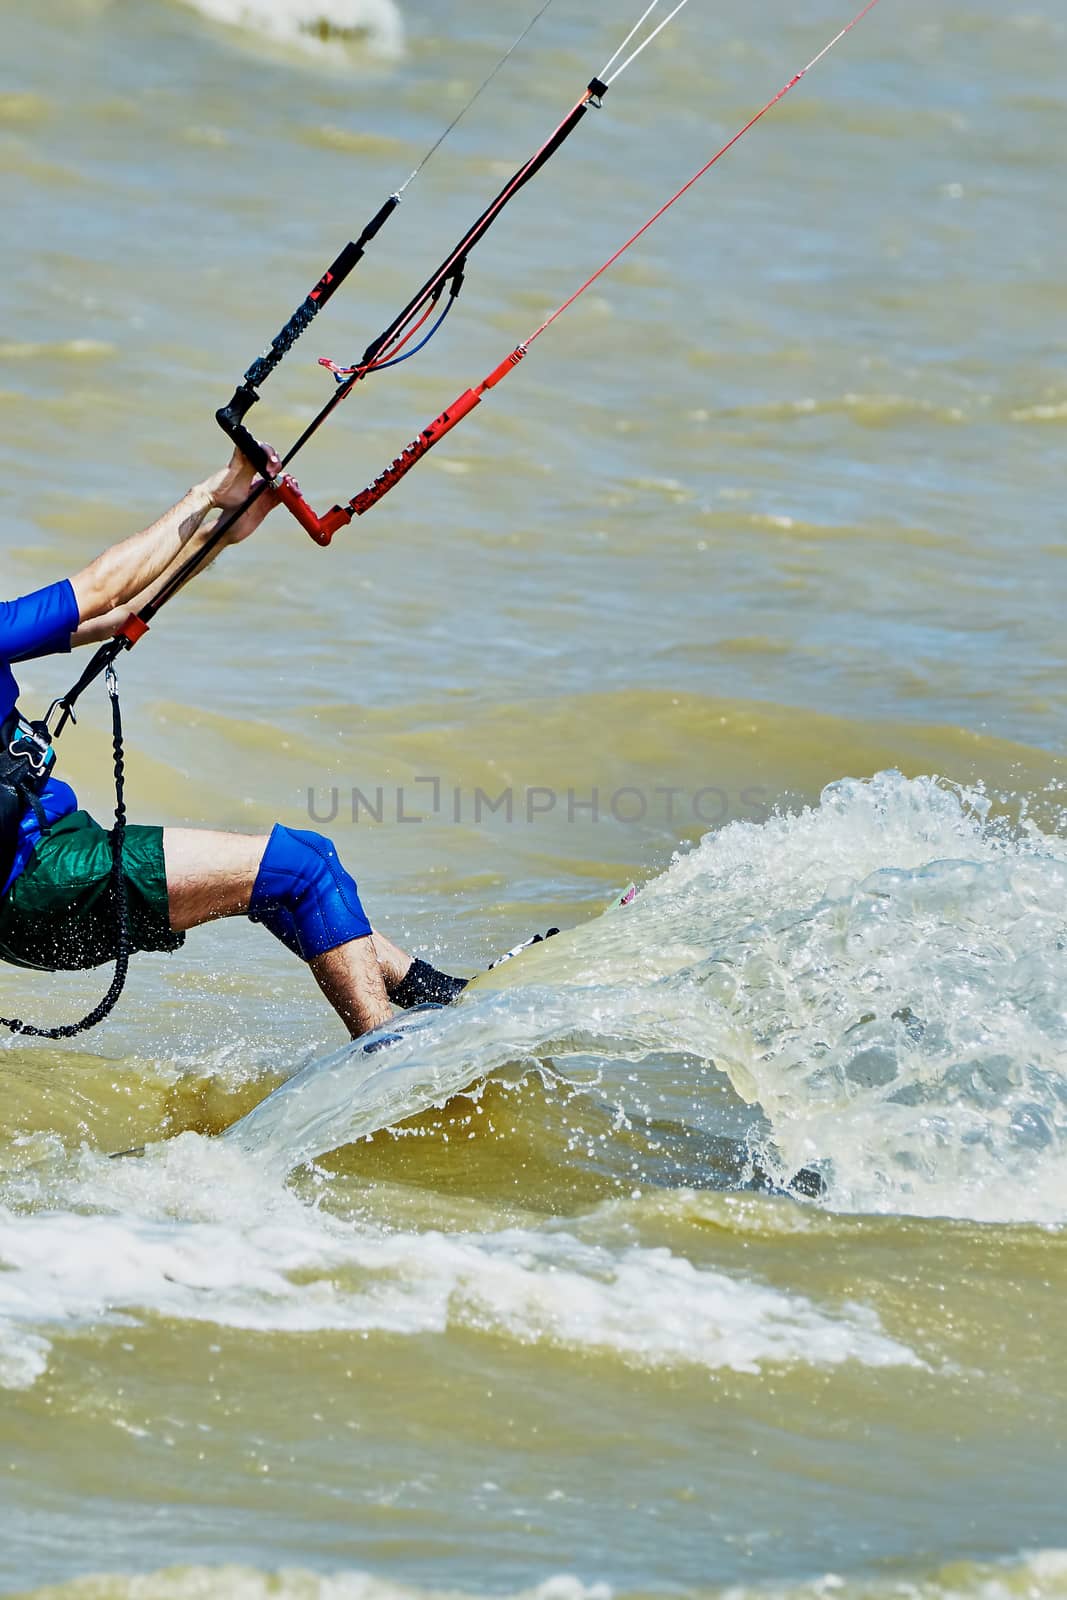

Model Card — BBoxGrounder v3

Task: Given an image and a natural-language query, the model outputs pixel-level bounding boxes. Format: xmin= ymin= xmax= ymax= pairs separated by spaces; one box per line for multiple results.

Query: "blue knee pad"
xmin=249 ymin=825 xmax=373 ymax=962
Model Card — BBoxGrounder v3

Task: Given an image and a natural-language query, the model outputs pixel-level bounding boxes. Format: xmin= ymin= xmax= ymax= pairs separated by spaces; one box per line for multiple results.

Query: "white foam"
xmin=0 ymin=1138 xmax=917 ymax=1390
xmin=175 ymin=0 xmax=404 ymax=57
xmin=717 ymin=1549 xmax=1067 ymax=1600
xmin=648 ymin=773 xmax=1067 ymax=1221
xmin=13 ymin=1568 xmax=611 ymax=1600
xmin=19 ymin=1549 xmax=1067 ymax=1600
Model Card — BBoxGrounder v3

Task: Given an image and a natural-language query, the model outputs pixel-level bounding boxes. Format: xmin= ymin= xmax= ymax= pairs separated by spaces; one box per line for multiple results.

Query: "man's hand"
xmin=202 ymin=445 xmax=292 ymax=545
xmin=224 ymin=472 xmax=302 ymax=546
xmin=203 ymin=444 xmax=282 ymax=512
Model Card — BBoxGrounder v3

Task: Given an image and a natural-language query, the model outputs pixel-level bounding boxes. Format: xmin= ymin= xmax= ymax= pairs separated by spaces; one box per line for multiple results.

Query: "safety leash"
xmin=0 ymin=667 xmax=131 ymax=1038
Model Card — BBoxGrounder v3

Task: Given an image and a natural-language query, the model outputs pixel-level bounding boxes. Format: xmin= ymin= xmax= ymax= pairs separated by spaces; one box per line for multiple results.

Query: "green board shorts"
xmin=0 ymin=810 xmax=185 ymax=972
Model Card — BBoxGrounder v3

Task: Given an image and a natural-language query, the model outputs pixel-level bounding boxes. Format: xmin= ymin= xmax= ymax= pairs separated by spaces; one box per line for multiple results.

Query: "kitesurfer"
xmin=0 ymin=447 xmax=468 ymax=1039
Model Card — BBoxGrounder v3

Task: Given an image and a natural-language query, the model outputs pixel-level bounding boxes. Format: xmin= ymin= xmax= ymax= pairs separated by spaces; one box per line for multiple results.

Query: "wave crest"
xmin=231 ymin=773 xmax=1067 ymax=1225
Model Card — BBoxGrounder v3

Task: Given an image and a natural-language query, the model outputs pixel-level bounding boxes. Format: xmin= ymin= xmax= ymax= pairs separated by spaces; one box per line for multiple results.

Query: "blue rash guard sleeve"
xmin=0 ymin=579 xmax=80 ymax=666
xmin=0 ymin=578 xmax=80 ymax=726
xmin=0 ymin=580 xmax=82 ymax=893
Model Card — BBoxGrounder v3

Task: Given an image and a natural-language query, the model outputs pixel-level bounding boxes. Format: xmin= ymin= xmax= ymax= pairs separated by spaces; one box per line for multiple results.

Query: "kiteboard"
xmin=221 ymin=885 xmax=640 ymax=1164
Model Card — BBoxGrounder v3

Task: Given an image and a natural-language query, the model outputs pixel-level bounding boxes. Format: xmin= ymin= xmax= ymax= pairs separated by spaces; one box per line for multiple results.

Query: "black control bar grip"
xmin=216 ymin=384 xmax=271 ymax=470
xmin=240 ymin=195 xmax=399 ymax=391
xmin=214 ymin=389 xmax=272 ymax=477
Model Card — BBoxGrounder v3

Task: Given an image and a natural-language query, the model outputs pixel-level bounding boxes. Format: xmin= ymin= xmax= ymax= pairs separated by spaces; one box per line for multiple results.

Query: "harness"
xmin=0 ymin=710 xmax=55 ymax=890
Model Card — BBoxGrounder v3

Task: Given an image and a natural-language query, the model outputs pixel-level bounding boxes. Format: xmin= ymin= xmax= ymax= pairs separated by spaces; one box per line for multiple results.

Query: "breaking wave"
xmin=172 ymin=0 xmax=404 ymax=57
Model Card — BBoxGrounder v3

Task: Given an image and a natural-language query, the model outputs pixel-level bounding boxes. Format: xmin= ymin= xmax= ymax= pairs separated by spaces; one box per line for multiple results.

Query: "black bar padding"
xmin=241 ymin=195 xmax=400 ymax=386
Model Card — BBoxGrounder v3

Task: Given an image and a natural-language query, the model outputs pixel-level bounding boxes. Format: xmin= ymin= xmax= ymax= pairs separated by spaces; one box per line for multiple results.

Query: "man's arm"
xmin=69 ymin=448 xmax=281 ymax=644
xmin=71 ymin=513 xmax=233 ymax=646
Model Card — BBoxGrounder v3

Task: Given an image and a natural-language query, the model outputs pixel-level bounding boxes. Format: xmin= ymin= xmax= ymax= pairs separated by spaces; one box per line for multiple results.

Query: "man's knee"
xmin=248 ymin=824 xmax=372 ymax=962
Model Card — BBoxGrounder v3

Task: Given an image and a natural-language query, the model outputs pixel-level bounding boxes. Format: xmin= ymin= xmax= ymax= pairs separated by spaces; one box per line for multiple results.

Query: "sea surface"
xmin=1 ymin=0 xmax=1066 ymax=1595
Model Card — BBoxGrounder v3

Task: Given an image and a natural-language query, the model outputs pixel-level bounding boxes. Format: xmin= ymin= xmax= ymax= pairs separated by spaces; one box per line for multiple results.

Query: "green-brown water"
xmin=2 ymin=1 xmax=1066 ymax=1596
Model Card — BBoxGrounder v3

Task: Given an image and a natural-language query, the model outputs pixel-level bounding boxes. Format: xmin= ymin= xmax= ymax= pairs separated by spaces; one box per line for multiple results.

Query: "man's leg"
xmin=302 ymin=938 xmax=393 ymax=1038
xmin=164 ymin=828 xmax=400 ymax=1038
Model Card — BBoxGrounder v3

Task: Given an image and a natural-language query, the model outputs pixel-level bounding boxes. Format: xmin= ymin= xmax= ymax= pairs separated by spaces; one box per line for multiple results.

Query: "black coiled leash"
xmin=0 ymin=665 xmax=131 ymax=1039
